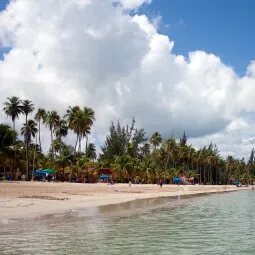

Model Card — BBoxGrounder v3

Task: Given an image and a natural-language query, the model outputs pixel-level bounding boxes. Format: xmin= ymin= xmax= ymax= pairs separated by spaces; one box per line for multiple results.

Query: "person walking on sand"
xmin=159 ymin=179 xmax=163 ymax=188
xmin=128 ymin=178 xmax=132 ymax=187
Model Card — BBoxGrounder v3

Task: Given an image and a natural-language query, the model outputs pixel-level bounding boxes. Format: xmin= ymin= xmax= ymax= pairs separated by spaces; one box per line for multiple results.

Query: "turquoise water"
xmin=1 ymin=190 xmax=255 ymax=254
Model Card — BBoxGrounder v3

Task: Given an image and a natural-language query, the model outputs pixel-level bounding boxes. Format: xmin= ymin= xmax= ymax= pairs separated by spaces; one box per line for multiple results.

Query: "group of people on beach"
xmin=128 ymin=178 xmax=164 ymax=188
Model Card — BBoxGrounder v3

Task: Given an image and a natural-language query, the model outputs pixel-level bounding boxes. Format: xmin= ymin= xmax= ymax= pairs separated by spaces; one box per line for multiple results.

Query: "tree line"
xmin=0 ymin=96 xmax=254 ymax=184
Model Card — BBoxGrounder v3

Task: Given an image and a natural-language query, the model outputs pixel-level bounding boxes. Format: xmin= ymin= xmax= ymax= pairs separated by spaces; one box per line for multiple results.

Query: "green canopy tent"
xmin=42 ymin=169 xmax=56 ymax=174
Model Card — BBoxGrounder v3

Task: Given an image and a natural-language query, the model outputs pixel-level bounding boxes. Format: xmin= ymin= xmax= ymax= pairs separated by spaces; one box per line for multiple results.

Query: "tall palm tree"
xmin=65 ymin=106 xmax=95 ymax=156
xmin=150 ymin=132 xmax=162 ymax=151
xmin=75 ymin=109 xmax=89 ymax=153
xmin=65 ymin=106 xmax=81 ymax=155
xmin=21 ymin=100 xmax=34 ymax=128
xmin=21 ymin=99 xmax=34 ymax=176
xmin=55 ymin=119 xmax=68 ymax=156
xmin=163 ymin=138 xmax=176 ymax=169
xmin=3 ymin=96 xmax=23 ymax=130
xmin=21 ymin=120 xmax=38 ymax=177
xmin=82 ymin=107 xmax=95 ymax=152
xmin=3 ymin=96 xmax=23 ymax=172
xmin=45 ymin=111 xmax=60 ymax=159
xmin=34 ymin=108 xmax=46 ymax=152
xmin=55 ymin=119 xmax=68 ymax=139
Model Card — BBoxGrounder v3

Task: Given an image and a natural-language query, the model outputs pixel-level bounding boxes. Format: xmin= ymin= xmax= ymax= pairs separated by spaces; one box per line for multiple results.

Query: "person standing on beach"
xmin=128 ymin=178 xmax=131 ymax=187
xmin=159 ymin=179 xmax=163 ymax=188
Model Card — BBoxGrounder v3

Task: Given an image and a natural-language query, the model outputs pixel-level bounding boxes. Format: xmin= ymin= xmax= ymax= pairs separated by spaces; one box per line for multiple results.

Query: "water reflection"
xmin=1 ymin=191 xmax=255 ymax=255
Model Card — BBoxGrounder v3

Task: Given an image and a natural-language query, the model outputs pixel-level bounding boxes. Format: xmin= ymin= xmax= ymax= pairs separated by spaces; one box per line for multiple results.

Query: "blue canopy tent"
xmin=232 ymin=181 xmax=240 ymax=185
xmin=32 ymin=170 xmax=46 ymax=175
xmin=99 ymin=174 xmax=111 ymax=180
xmin=173 ymin=177 xmax=182 ymax=183
xmin=32 ymin=169 xmax=56 ymax=176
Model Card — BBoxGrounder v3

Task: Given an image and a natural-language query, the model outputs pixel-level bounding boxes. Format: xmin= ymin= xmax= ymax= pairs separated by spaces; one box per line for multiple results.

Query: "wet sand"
xmin=0 ymin=182 xmax=245 ymax=221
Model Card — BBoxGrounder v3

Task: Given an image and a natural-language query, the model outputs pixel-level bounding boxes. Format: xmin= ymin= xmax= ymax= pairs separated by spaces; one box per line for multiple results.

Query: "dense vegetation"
xmin=0 ymin=96 xmax=254 ymax=184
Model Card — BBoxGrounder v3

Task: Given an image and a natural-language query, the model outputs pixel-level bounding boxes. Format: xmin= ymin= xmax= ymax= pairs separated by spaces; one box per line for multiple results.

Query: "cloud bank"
xmin=0 ymin=0 xmax=255 ymax=158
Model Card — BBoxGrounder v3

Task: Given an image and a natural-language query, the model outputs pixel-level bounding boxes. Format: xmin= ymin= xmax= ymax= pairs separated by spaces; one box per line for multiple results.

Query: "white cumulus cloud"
xmin=0 ymin=0 xmax=255 ymax=158
xmin=118 ymin=0 xmax=152 ymax=9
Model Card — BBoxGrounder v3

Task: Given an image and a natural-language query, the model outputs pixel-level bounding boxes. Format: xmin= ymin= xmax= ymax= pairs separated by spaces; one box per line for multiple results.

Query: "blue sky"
xmin=141 ymin=0 xmax=255 ymax=76
xmin=0 ymin=0 xmax=8 ymax=11
xmin=1 ymin=0 xmax=255 ymax=75
xmin=0 ymin=0 xmax=10 ymax=60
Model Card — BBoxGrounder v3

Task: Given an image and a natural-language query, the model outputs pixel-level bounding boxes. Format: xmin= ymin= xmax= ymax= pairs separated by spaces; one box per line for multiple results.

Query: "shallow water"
xmin=1 ymin=190 xmax=255 ymax=254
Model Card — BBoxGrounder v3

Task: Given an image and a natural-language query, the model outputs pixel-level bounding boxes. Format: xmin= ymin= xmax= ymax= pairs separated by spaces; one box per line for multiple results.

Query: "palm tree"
xmin=65 ymin=106 xmax=95 ymax=157
xmin=141 ymin=143 xmax=150 ymax=157
xmin=21 ymin=100 xmax=34 ymax=128
xmin=52 ymin=139 xmax=62 ymax=155
xmin=21 ymin=120 xmax=38 ymax=177
xmin=3 ymin=96 xmax=23 ymax=172
xmin=45 ymin=111 xmax=60 ymax=159
xmin=0 ymin=124 xmax=17 ymax=150
xmin=86 ymin=143 xmax=97 ymax=161
xmin=55 ymin=119 xmax=68 ymax=156
xmin=34 ymin=108 xmax=46 ymax=152
xmin=150 ymin=132 xmax=162 ymax=150
xmin=140 ymin=158 xmax=154 ymax=183
xmin=55 ymin=119 xmax=68 ymax=139
xmin=112 ymin=155 xmax=133 ymax=182
xmin=163 ymin=138 xmax=176 ymax=169
xmin=65 ymin=106 xmax=81 ymax=155
xmin=3 ymin=96 xmax=23 ymax=131
xmin=82 ymin=107 xmax=95 ymax=152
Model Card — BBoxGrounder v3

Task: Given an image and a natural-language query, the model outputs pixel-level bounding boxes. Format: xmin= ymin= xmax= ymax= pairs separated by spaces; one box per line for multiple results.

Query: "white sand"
xmin=0 ymin=182 xmax=246 ymax=220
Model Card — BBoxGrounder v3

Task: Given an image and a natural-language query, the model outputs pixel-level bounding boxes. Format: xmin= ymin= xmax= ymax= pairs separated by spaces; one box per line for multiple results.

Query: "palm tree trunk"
xmin=59 ymin=138 xmax=62 ymax=157
xmin=78 ymin=135 xmax=82 ymax=153
xmin=25 ymin=114 xmax=29 ymax=179
xmin=85 ymin=134 xmax=88 ymax=154
xmin=50 ymin=128 xmax=54 ymax=159
xmin=207 ymin=166 xmax=210 ymax=184
xmin=73 ymin=133 xmax=79 ymax=162
xmin=32 ymin=134 xmax=37 ymax=172
xmin=26 ymin=140 xmax=29 ymax=179
xmin=165 ymin=152 xmax=170 ymax=170
xmin=12 ymin=120 xmax=16 ymax=176
xmin=210 ymin=166 xmax=213 ymax=184
xmin=38 ymin=121 xmax=41 ymax=152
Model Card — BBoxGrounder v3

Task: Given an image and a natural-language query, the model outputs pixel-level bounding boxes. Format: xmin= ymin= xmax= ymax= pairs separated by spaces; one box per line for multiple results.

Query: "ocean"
xmin=1 ymin=190 xmax=255 ymax=254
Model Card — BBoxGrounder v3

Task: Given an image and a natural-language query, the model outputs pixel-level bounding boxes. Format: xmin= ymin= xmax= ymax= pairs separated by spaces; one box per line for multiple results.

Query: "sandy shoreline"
xmin=0 ymin=182 xmax=247 ymax=221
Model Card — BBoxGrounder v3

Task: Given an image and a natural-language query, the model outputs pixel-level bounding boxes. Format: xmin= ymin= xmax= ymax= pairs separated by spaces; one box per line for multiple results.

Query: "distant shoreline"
xmin=0 ymin=182 xmax=247 ymax=222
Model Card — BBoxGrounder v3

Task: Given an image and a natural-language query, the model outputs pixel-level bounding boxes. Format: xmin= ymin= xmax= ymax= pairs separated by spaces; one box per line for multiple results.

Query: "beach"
xmin=0 ymin=182 xmax=246 ymax=221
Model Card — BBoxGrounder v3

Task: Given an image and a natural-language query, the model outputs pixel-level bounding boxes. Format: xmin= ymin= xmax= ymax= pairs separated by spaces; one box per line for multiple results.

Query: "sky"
xmin=143 ymin=0 xmax=255 ymax=76
xmin=0 ymin=0 xmax=255 ymax=159
xmin=0 ymin=0 xmax=10 ymax=59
